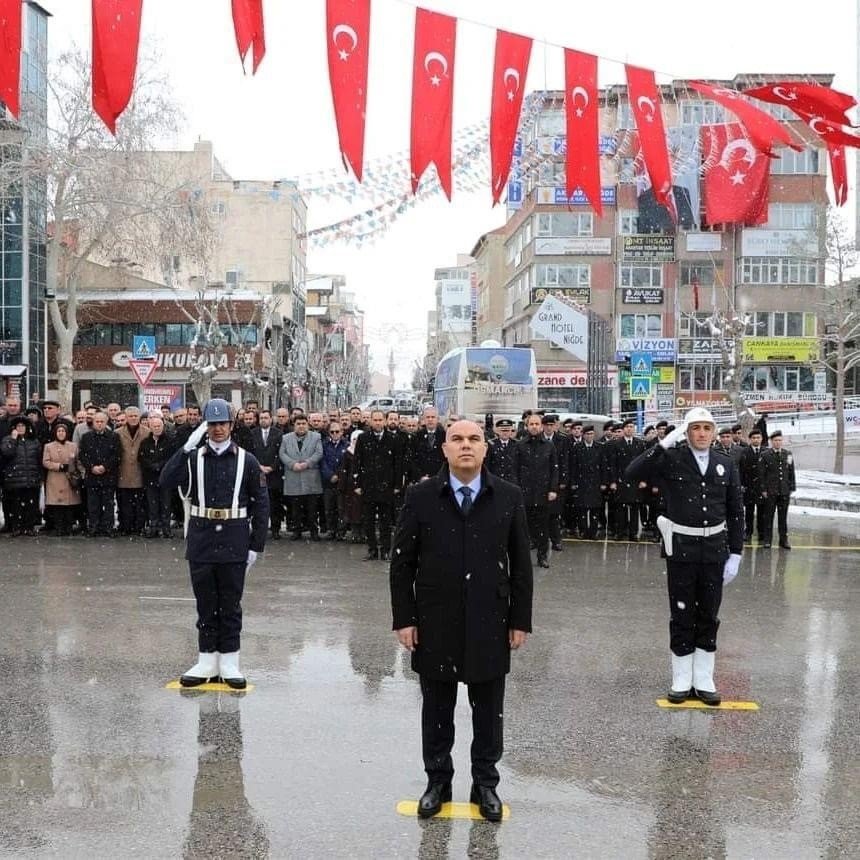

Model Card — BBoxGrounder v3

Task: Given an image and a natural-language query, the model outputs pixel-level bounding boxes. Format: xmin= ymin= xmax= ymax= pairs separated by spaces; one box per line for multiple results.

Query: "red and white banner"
xmin=689 ymin=80 xmax=801 ymax=156
xmin=625 ymin=65 xmax=676 ymax=223
xmin=410 ymin=9 xmax=457 ymax=199
xmin=701 ymin=123 xmax=769 ymax=225
xmin=798 ymin=114 xmax=860 ymax=149
xmin=0 ymin=0 xmax=22 ymax=118
xmin=744 ymin=81 xmax=857 ymax=127
xmin=326 ymin=0 xmax=371 ymax=181
xmin=92 ymin=0 xmax=143 ymax=134
xmin=489 ymin=29 xmax=531 ymax=205
xmin=828 ymin=144 xmax=848 ymax=206
xmin=564 ymin=49 xmax=601 ymax=215
xmin=232 ymin=0 xmax=266 ymax=73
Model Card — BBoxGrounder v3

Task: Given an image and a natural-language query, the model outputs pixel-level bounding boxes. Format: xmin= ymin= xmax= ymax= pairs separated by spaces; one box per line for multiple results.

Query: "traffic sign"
xmin=133 ymin=335 xmax=156 ymax=359
xmin=630 ymin=377 xmax=652 ymax=399
xmin=630 ymin=351 xmax=652 ymax=376
xmin=129 ymin=359 xmax=158 ymax=387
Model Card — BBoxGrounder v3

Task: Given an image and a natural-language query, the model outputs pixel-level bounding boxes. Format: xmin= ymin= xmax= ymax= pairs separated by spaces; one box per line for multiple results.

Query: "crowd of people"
xmin=0 ymin=395 xmax=796 ymax=553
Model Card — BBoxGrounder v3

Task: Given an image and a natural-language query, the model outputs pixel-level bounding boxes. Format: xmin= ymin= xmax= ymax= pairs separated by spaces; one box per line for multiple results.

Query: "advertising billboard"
xmin=742 ymin=337 xmax=818 ymax=363
xmin=439 ymin=280 xmax=472 ymax=334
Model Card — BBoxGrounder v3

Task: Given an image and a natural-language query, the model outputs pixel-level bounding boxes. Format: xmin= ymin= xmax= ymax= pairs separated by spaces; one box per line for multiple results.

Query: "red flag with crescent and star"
xmin=0 ymin=0 xmax=22 ymax=118
xmin=689 ymin=81 xmax=801 ymax=156
xmin=326 ymin=0 xmax=371 ymax=181
xmin=489 ymin=29 xmax=531 ymax=206
xmin=564 ymin=49 xmax=601 ymax=216
xmin=625 ymin=65 xmax=676 ymax=223
xmin=743 ymin=82 xmax=857 ymax=127
xmin=795 ymin=113 xmax=860 ymax=149
xmin=828 ymin=144 xmax=848 ymax=206
xmin=411 ymin=9 xmax=457 ymax=199
xmin=92 ymin=0 xmax=143 ymax=134
xmin=232 ymin=0 xmax=266 ymax=73
xmin=701 ymin=123 xmax=769 ymax=225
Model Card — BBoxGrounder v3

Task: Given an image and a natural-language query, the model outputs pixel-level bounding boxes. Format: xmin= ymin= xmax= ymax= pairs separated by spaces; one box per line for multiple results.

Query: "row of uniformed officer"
xmin=160 ymin=398 xmax=269 ymax=689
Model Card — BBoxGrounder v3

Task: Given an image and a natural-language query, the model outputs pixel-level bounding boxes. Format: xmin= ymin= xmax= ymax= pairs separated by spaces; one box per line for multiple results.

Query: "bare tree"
xmin=0 ymin=46 xmax=215 ymax=409
xmin=820 ymin=211 xmax=860 ymax=473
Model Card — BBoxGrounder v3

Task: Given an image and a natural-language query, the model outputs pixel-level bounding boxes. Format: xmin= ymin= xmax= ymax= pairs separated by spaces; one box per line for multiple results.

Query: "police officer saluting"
xmin=160 ymin=398 xmax=269 ymax=689
xmin=625 ymin=407 xmax=744 ymax=706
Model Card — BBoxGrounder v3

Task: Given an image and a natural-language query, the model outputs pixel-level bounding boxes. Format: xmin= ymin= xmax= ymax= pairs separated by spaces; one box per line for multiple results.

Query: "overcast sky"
xmin=47 ymin=0 xmax=858 ymax=387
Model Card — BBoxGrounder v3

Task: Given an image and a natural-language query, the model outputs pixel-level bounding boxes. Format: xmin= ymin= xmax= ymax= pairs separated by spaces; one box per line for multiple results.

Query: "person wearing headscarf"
xmin=42 ymin=422 xmax=81 ymax=536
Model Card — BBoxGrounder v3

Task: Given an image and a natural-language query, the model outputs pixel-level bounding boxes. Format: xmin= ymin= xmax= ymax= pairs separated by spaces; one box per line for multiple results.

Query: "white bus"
xmin=433 ymin=343 xmax=538 ymax=423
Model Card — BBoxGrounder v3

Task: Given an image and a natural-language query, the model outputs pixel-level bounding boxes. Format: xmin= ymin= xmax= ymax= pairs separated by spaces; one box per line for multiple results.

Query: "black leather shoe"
xmin=418 ymin=782 xmax=451 ymax=818
xmin=694 ymin=687 xmax=721 ymax=706
xmin=179 ymin=674 xmax=211 ymax=688
xmin=666 ymin=687 xmax=691 ymax=704
xmin=537 ymin=556 xmax=550 ymax=568
xmin=470 ymin=785 xmax=503 ymax=822
xmin=779 ymin=542 xmax=791 ymax=551
xmin=222 ymin=676 xmax=247 ymax=690
xmin=363 ymin=550 xmax=379 ymax=561
xmin=551 ymin=543 xmax=563 ymax=552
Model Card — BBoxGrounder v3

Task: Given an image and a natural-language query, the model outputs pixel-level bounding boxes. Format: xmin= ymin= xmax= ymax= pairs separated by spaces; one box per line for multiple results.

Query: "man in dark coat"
xmin=757 ymin=430 xmax=796 ymax=550
xmin=569 ymin=425 xmax=603 ymax=539
xmin=320 ymin=420 xmax=349 ymax=540
xmin=409 ymin=407 xmax=446 ymax=484
xmin=485 ymin=418 xmax=519 ymax=483
xmin=390 ymin=419 xmax=532 ymax=822
xmin=160 ymin=398 xmax=269 ymax=689
xmin=607 ymin=418 xmax=647 ymax=541
xmin=597 ymin=420 xmax=618 ymax=538
xmin=739 ymin=428 xmax=766 ymax=542
xmin=514 ymin=413 xmax=558 ymax=568
xmin=78 ymin=411 xmax=121 ymax=537
xmin=354 ymin=409 xmax=403 ymax=561
xmin=541 ymin=414 xmax=570 ymax=552
xmin=250 ymin=409 xmax=284 ymax=539
xmin=625 ymin=406 xmax=744 ymax=706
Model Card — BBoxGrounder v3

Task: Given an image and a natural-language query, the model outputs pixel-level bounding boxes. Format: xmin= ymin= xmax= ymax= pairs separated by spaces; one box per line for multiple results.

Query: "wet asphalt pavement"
xmin=0 ymin=514 xmax=858 ymax=858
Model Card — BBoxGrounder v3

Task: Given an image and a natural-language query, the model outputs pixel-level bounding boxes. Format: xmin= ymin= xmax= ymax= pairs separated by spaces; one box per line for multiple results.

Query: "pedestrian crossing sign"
xmin=630 ymin=351 xmax=652 ymax=375
xmin=133 ymin=335 xmax=156 ymax=359
xmin=630 ymin=377 xmax=651 ymax=399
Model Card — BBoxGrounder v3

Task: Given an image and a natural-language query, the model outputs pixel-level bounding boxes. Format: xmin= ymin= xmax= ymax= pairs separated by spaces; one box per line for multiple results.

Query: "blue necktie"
xmin=459 ymin=485 xmax=473 ymax=515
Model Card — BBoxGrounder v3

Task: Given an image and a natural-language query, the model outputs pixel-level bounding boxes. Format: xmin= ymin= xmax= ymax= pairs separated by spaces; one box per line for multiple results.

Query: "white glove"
xmin=246 ymin=549 xmax=258 ymax=572
xmin=660 ymin=422 xmax=688 ymax=449
xmin=723 ymin=553 xmax=741 ymax=585
xmin=183 ymin=421 xmax=208 ymax=453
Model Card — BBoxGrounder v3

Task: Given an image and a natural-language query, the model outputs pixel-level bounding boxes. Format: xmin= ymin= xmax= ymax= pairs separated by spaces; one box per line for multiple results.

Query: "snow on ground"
xmin=793 ymin=470 xmax=860 ymax=511
xmin=789 ymin=505 xmax=860 ymax=520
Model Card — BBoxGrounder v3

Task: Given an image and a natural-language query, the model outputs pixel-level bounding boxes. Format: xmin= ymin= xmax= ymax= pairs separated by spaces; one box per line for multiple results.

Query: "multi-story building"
xmin=492 ymin=74 xmax=836 ymax=418
xmin=0 ymin=2 xmax=49 ymax=400
xmin=433 ymin=257 xmax=475 ymax=358
xmin=470 ymin=227 xmax=507 ymax=344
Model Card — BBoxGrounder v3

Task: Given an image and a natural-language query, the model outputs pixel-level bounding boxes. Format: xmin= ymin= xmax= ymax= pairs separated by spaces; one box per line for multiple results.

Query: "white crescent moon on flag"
xmin=772 ymin=85 xmax=797 ymax=101
xmin=808 ymin=116 xmax=830 ymax=135
xmin=503 ymin=67 xmax=520 ymax=92
xmin=711 ymin=87 xmax=738 ymax=100
xmin=637 ymin=95 xmax=655 ymax=118
xmin=719 ymin=138 xmax=756 ymax=170
xmin=332 ymin=24 xmax=358 ymax=52
xmin=571 ymin=86 xmax=589 ymax=109
xmin=424 ymin=51 xmax=449 ymax=77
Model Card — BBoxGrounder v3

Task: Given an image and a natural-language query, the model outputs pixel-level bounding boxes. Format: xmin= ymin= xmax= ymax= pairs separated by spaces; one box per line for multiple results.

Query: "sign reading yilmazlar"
xmin=621 ymin=234 xmax=675 ymax=262
xmin=530 ymin=295 xmax=588 ymax=361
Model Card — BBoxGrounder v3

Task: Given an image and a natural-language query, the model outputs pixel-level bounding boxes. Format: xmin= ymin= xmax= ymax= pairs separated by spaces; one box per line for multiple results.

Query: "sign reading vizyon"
xmin=530 ymin=296 xmax=589 ymax=361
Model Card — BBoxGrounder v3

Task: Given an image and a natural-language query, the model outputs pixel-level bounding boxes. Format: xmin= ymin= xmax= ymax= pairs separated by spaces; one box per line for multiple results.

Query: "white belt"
xmin=189 ymin=505 xmax=248 ymax=520
xmin=656 ymin=516 xmax=725 ymax=556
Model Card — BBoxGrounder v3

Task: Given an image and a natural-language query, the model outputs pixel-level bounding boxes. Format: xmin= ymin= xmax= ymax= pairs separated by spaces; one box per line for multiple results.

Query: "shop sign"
xmin=621 ymin=235 xmax=675 ymax=262
xmin=742 ymin=337 xmax=818 ymax=363
xmin=615 ymin=338 xmax=676 ymax=363
xmin=531 ymin=287 xmax=591 ymax=305
xmin=620 ymin=287 xmax=663 ymax=304
xmin=740 ymin=229 xmax=818 ymax=257
xmin=535 ymin=237 xmax=612 ymax=256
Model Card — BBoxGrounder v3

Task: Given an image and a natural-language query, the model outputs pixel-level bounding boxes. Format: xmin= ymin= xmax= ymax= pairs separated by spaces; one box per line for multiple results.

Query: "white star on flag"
xmin=507 ymin=90 xmax=515 ymax=102
xmin=575 ymin=108 xmax=584 ymax=118
xmin=730 ymin=170 xmax=746 ymax=185
xmin=338 ymin=49 xmax=349 ymax=61
xmin=430 ymin=74 xmax=440 ymax=87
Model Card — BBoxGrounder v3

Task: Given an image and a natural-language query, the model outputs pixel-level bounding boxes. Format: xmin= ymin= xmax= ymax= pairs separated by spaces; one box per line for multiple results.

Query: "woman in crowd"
xmin=42 ymin=422 xmax=81 ymax=536
xmin=0 ymin=416 xmax=43 ymax=536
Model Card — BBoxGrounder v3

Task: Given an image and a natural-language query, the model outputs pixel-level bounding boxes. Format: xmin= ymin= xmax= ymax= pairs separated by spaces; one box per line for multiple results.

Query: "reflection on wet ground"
xmin=0 ymin=518 xmax=857 ymax=857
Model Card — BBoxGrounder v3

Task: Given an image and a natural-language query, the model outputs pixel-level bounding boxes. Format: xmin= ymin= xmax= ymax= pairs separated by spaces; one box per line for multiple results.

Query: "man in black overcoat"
xmin=391 ymin=419 xmax=532 ymax=822
xmin=757 ymin=430 xmax=796 ymax=550
xmin=739 ymin=428 xmax=766 ymax=542
xmin=408 ymin=407 xmax=446 ymax=484
xmin=250 ymin=409 xmax=284 ymax=539
xmin=541 ymin=414 xmax=570 ymax=551
xmin=625 ymin=407 xmax=744 ymax=706
xmin=608 ymin=418 xmax=647 ymax=541
xmin=569 ymin=425 xmax=603 ymax=539
xmin=485 ymin=418 xmax=518 ymax=483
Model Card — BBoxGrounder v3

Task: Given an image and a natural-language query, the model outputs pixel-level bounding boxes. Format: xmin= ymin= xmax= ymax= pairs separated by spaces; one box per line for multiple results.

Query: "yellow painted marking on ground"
xmin=396 ymin=800 xmax=511 ymax=820
xmin=656 ymin=698 xmax=759 ymax=711
xmin=561 ymin=538 xmax=860 ymax=551
xmin=165 ymin=680 xmax=255 ymax=693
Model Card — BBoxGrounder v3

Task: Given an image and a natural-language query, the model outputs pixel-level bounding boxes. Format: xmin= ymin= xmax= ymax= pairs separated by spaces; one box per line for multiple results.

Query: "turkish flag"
xmin=564 ymin=49 xmax=601 ymax=216
xmin=625 ymin=65 xmax=676 ymax=222
xmin=689 ymin=81 xmax=801 ymax=156
xmin=701 ymin=123 xmax=769 ymax=225
xmin=489 ymin=30 xmax=531 ymax=205
xmin=411 ymin=9 xmax=456 ymax=199
xmin=92 ymin=0 xmax=143 ymax=134
xmin=796 ymin=112 xmax=860 ymax=149
xmin=0 ymin=0 xmax=21 ymax=118
xmin=326 ymin=0 xmax=371 ymax=181
xmin=828 ymin=144 xmax=848 ymax=206
xmin=744 ymin=82 xmax=856 ymax=127
xmin=232 ymin=0 xmax=266 ymax=73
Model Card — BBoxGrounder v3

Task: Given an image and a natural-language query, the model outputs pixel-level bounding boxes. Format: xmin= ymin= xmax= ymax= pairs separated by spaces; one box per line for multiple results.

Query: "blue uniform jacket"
xmin=321 ymin=436 xmax=349 ymax=484
xmin=160 ymin=442 xmax=269 ymax=562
